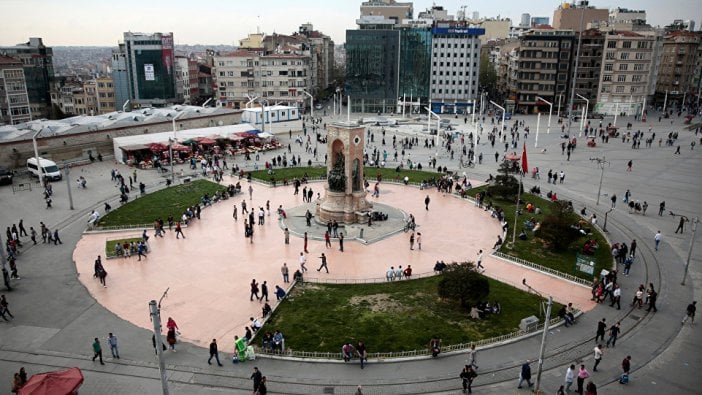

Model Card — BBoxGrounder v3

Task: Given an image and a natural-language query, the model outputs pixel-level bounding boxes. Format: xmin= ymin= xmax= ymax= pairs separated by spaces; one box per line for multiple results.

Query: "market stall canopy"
xmin=148 ymin=142 xmax=169 ymax=151
xmin=197 ymin=138 xmax=217 ymax=145
xmin=121 ymin=143 xmax=149 ymax=151
xmin=228 ymin=135 xmax=244 ymax=141
xmin=504 ymin=153 xmax=520 ymax=161
xmin=258 ymin=132 xmax=274 ymax=138
xmin=170 ymin=143 xmax=190 ymax=151
xmin=19 ymin=367 xmax=84 ymax=395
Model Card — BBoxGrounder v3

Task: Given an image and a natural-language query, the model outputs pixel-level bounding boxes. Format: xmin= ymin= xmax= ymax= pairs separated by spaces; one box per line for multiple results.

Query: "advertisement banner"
xmin=144 ymin=64 xmax=155 ymax=81
xmin=161 ymin=34 xmax=174 ymax=77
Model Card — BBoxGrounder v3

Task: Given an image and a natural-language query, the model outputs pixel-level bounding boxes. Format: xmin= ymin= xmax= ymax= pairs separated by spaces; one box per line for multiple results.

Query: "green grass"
xmin=260 ymin=276 xmax=561 ymax=353
xmin=248 ymin=166 xmax=443 ymax=184
xmin=472 ymin=185 xmax=611 ymax=280
xmin=105 ymin=237 xmax=142 ymax=258
xmin=99 ymin=179 xmax=224 ymax=226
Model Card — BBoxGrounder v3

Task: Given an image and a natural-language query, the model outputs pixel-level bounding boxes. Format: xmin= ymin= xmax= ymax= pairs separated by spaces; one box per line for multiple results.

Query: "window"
xmin=632 ymin=75 xmax=642 ymax=82
xmin=637 ymin=41 xmax=648 ymax=49
xmin=622 ymin=41 xmax=632 ymax=49
xmin=617 ymin=75 xmax=626 ymax=82
xmin=635 ymin=53 xmax=646 ymax=60
xmin=620 ymin=53 xmax=629 ymax=60
xmin=633 ymin=64 xmax=644 ymax=71
xmin=603 ymin=75 xmax=612 ymax=82
xmin=604 ymin=63 xmax=613 ymax=71
xmin=619 ymin=64 xmax=628 ymax=71
xmin=605 ymin=51 xmax=615 ymax=60
xmin=615 ymin=86 xmax=625 ymax=93
xmin=607 ymin=41 xmax=617 ymax=48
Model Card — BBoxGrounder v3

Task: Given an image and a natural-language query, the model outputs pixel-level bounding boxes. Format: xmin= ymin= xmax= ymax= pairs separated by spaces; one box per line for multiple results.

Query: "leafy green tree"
xmin=536 ymin=200 xmax=580 ymax=251
xmin=437 ymin=262 xmax=490 ymax=309
xmin=479 ymin=53 xmax=498 ymax=98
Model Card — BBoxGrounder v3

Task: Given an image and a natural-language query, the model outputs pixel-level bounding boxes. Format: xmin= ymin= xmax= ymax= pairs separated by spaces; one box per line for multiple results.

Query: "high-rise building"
xmin=530 ymin=17 xmax=550 ymax=27
xmin=113 ymin=32 xmax=177 ymax=108
xmin=596 ymin=31 xmax=655 ymax=115
xmin=360 ymin=0 xmax=413 ymax=27
xmin=0 ymin=38 xmax=54 ymax=119
xmin=111 ymin=44 xmax=130 ymax=110
xmin=553 ymin=1 xmax=608 ymax=32
xmin=429 ymin=25 xmax=484 ymax=113
xmin=573 ymin=29 xmax=605 ymax=111
xmin=0 ymin=55 xmax=31 ymax=125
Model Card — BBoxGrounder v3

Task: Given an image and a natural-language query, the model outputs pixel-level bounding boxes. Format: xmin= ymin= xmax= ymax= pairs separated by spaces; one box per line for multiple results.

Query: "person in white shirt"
xmin=565 ymin=364 xmax=575 ymax=392
xmin=299 ymin=252 xmax=307 ymax=272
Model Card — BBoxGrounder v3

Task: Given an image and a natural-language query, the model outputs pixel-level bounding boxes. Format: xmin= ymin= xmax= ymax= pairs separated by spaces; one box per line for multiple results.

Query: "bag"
xmin=619 ymin=373 xmax=629 ymax=384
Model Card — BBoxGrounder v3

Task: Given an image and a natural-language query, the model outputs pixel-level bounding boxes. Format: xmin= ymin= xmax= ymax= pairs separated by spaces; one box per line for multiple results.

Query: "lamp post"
xmin=663 ymin=90 xmax=668 ymax=113
xmin=535 ymin=96 xmax=552 ymax=135
xmin=170 ymin=112 xmax=185 ymax=185
xmin=150 ymin=289 xmax=171 ymax=395
xmin=489 ymin=100 xmax=506 ymax=138
xmin=557 ymin=93 xmax=563 ymax=117
xmin=300 ymin=90 xmax=313 ymax=119
xmin=681 ymin=217 xmax=699 ymax=286
xmin=32 ymin=129 xmax=44 ymax=188
xmin=64 ymin=163 xmax=74 ymax=210
xmin=590 ymin=155 xmax=609 ymax=205
xmin=521 ymin=278 xmax=553 ymax=395
xmin=0 ymin=234 xmax=8 ymax=290
xmin=425 ymin=107 xmax=441 ymax=150
xmin=576 ymin=94 xmax=589 ymax=137
xmin=613 ymin=103 xmax=619 ymax=127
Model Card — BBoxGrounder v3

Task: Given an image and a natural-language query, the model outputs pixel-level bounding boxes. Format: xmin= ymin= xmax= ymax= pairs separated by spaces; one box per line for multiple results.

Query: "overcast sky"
xmin=1 ymin=0 xmax=699 ymax=46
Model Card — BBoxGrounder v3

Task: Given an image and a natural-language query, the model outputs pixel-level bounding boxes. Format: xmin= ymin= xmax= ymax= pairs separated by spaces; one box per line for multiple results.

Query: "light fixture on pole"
xmin=32 ymin=129 xmax=44 ymax=188
xmin=424 ymin=107 xmax=441 ymax=150
xmin=300 ymin=90 xmax=313 ymax=119
xmin=613 ymin=103 xmax=619 ymax=127
xmin=535 ymin=96 xmax=552 ymax=135
xmin=590 ymin=155 xmax=609 ymax=205
xmin=150 ymin=288 xmax=171 ymax=395
xmin=170 ymin=112 xmax=186 ymax=185
xmin=521 ymin=278 xmax=553 ymax=395
xmin=489 ymin=100 xmax=506 ymax=139
xmin=681 ymin=217 xmax=699 ymax=286
xmin=575 ymin=94 xmax=589 ymax=137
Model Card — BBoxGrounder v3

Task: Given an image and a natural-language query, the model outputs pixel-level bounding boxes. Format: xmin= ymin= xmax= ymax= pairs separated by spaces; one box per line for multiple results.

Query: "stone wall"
xmin=0 ymin=111 xmax=242 ymax=169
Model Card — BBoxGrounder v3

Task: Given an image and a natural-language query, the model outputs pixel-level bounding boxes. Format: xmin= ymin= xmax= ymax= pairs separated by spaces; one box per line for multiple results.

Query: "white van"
xmin=27 ymin=157 xmax=62 ymax=181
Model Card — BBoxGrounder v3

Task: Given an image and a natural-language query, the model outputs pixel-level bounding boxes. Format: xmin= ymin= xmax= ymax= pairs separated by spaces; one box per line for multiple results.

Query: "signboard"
xmin=161 ymin=33 xmax=174 ymax=76
xmin=431 ymin=27 xmax=486 ymax=36
xmin=575 ymin=254 xmax=595 ymax=276
xmin=144 ymin=64 xmax=155 ymax=81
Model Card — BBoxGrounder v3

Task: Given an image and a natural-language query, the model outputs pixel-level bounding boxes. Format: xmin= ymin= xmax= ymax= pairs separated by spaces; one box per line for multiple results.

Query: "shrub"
xmin=437 ymin=262 xmax=490 ymax=309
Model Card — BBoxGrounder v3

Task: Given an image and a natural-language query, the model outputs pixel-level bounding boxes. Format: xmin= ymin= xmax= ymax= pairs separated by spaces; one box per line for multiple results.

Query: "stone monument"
xmin=316 ymin=121 xmax=372 ymax=223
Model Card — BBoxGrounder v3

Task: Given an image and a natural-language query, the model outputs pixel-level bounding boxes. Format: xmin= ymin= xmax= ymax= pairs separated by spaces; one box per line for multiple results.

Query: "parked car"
xmin=0 ymin=166 xmax=14 ymax=185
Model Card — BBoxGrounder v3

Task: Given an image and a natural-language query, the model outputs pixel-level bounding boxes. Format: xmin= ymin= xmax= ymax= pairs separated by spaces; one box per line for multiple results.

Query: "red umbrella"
xmin=504 ymin=153 xmax=520 ymax=161
xmin=198 ymin=138 xmax=217 ymax=145
xmin=19 ymin=367 xmax=84 ymax=395
xmin=171 ymin=143 xmax=190 ymax=151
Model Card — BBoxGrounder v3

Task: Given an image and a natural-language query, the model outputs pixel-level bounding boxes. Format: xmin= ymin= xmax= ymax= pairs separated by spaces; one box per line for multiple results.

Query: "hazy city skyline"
xmin=2 ymin=0 xmax=699 ymax=47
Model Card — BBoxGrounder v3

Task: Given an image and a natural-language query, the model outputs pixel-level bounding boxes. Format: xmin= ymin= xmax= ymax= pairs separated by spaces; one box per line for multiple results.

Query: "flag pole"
xmin=512 ymin=143 xmax=527 ymax=246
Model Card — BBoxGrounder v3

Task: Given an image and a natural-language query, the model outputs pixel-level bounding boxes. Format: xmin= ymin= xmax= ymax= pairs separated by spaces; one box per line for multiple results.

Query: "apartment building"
xmin=0 ymin=37 xmax=54 ymax=119
xmin=655 ymin=30 xmax=701 ymax=107
xmin=513 ymin=27 xmax=575 ymax=113
xmin=0 ymin=55 xmax=31 ymax=125
xmin=95 ymin=76 xmax=115 ymax=114
xmin=553 ymin=1 xmax=608 ymax=32
xmin=213 ymin=50 xmax=311 ymax=110
xmin=596 ymin=31 xmax=655 ymax=115
xmin=175 ymin=56 xmax=199 ymax=104
xmin=573 ymin=29 xmax=605 ymax=110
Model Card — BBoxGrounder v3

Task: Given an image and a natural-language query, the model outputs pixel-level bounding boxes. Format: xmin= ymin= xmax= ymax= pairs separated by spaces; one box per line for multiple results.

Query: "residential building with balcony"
xmin=175 ymin=55 xmax=199 ymax=104
xmin=95 ymin=76 xmax=115 ymax=114
xmin=655 ymin=30 xmax=701 ymax=108
xmin=0 ymin=38 xmax=54 ymax=119
xmin=513 ymin=27 xmax=575 ymax=114
xmin=553 ymin=1 xmax=608 ymax=33
xmin=595 ymin=30 xmax=655 ymax=115
xmin=573 ymin=29 xmax=605 ymax=111
xmin=0 ymin=55 xmax=31 ymax=125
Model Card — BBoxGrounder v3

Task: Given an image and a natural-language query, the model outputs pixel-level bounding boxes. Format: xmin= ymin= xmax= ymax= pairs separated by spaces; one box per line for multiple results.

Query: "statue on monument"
xmin=328 ymin=151 xmax=346 ymax=192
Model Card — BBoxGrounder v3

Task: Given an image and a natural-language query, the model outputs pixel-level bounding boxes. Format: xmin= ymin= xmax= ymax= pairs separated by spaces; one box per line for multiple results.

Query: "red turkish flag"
xmin=521 ymin=143 xmax=528 ymax=174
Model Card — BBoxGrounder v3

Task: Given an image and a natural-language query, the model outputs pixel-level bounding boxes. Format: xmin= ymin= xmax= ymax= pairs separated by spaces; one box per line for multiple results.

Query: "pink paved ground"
xmin=73 ymin=179 xmax=595 ymax=352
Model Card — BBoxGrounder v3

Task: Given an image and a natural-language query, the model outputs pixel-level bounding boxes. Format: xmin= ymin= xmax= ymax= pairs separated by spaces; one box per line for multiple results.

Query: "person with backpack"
xmin=620 ymin=356 xmax=631 ymax=384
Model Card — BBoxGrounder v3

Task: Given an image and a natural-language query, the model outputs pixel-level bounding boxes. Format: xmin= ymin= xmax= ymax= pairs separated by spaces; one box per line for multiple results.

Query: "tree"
xmin=437 ymin=262 xmax=490 ymax=309
xmin=479 ymin=53 xmax=498 ymax=98
xmin=535 ymin=200 xmax=580 ymax=251
xmin=487 ymin=161 xmax=521 ymax=200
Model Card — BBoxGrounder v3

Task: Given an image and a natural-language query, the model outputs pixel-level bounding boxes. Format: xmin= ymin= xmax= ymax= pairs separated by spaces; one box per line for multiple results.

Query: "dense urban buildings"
xmin=552 ymin=1 xmax=609 ymax=32
xmin=0 ymin=55 xmax=31 ymax=124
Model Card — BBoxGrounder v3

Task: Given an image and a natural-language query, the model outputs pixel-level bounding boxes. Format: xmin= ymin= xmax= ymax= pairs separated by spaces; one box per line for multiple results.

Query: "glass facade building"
xmin=345 ymin=29 xmax=400 ymax=113
xmin=399 ymin=27 xmax=432 ymax=111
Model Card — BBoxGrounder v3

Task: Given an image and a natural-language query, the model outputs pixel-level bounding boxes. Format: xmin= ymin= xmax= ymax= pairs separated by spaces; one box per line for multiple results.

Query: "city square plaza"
xmin=0 ymin=109 xmax=700 ymax=394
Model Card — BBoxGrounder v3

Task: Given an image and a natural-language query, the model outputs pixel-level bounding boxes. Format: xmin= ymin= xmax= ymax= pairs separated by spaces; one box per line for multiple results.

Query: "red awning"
xmin=19 ymin=367 xmax=84 ymax=395
xmin=198 ymin=138 xmax=217 ymax=145
xmin=148 ymin=142 xmax=169 ymax=151
xmin=505 ymin=153 xmax=520 ymax=161
xmin=170 ymin=143 xmax=190 ymax=151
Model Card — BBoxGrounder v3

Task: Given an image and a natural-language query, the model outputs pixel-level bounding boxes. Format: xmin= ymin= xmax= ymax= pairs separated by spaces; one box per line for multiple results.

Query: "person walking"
xmin=317 ymin=253 xmax=329 ymax=273
xmin=565 ymin=364 xmax=575 ymax=392
xmin=610 ymin=194 xmax=617 ymax=209
xmin=595 ymin=318 xmax=607 ymax=342
xmin=97 ymin=266 xmax=108 ymax=288
xmin=459 ymin=365 xmax=477 ymax=393
xmin=517 ymin=360 xmax=533 ymax=389
xmin=250 ymin=367 xmax=263 ymax=392
xmin=620 ymin=355 xmax=632 ymax=384
xmin=260 ymin=281 xmax=269 ymax=302
xmin=0 ymin=294 xmax=14 ymax=320
xmin=107 ymin=333 xmax=119 ymax=359
xmin=476 ymin=250 xmax=484 ymax=271
xmin=682 ymin=301 xmax=696 ymax=325
xmin=576 ymin=364 xmax=590 ymax=394
xmin=325 ymin=231 xmax=331 ymax=248
xmin=610 ymin=284 xmax=621 ymax=310
xmin=339 ymin=232 xmax=344 ymax=252
xmin=606 ymin=321 xmax=621 ymax=348
xmin=299 ymin=252 xmax=308 ymax=273
xmin=284 ymin=227 xmax=290 ymax=244
xmin=52 ymin=229 xmax=62 ymax=245
xmin=630 ymin=239 xmax=637 ymax=257
xmin=416 ymin=232 xmax=422 ymax=250
xmin=250 ymin=279 xmax=260 ymax=301
xmin=92 ymin=337 xmax=105 ymax=365
xmin=208 ymin=339 xmax=223 ymax=366
xmin=257 ymin=376 xmax=268 ymax=395
xmin=304 ymin=232 xmax=309 ymax=253
xmin=232 ymin=204 xmax=238 ymax=221
xmin=654 ymin=230 xmax=662 ymax=251
xmin=248 ymin=185 xmax=254 ymax=200
xmin=281 ymin=263 xmax=289 ymax=283
xmin=675 ymin=216 xmax=688 ymax=234
xmin=424 ymin=195 xmax=430 ymax=210
xmin=409 ymin=232 xmax=415 ymax=250
xmin=175 ymin=222 xmax=185 ymax=239
xmin=356 ymin=341 xmax=367 ymax=369
xmin=647 ymin=286 xmax=658 ymax=312
xmin=592 ymin=344 xmax=603 ymax=371
xmin=626 ymin=160 xmax=633 ymax=171
xmin=467 ymin=344 xmax=478 ymax=369
xmin=658 ymin=201 xmax=666 ymax=216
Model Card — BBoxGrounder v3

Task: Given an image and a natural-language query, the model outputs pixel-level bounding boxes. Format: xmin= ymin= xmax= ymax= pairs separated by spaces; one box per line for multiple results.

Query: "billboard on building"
xmin=144 ymin=64 xmax=155 ymax=81
xmin=161 ymin=34 xmax=174 ymax=77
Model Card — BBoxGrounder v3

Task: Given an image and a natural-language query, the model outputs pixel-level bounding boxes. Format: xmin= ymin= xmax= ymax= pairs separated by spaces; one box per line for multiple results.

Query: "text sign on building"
xmin=144 ymin=64 xmax=155 ymax=81
xmin=431 ymin=28 xmax=486 ymax=36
